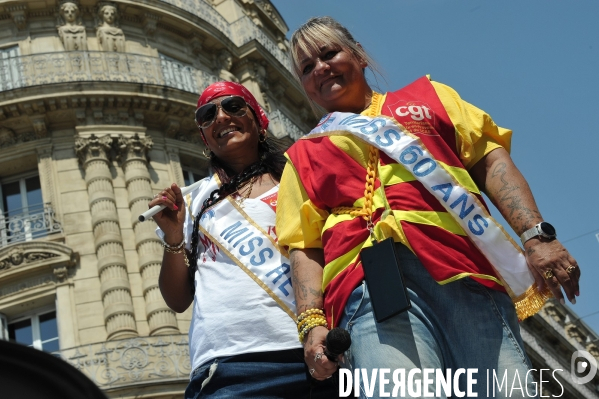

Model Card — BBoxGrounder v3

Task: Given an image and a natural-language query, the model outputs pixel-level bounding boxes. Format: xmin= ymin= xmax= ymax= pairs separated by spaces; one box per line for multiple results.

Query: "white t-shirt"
xmin=158 ymin=176 xmax=300 ymax=374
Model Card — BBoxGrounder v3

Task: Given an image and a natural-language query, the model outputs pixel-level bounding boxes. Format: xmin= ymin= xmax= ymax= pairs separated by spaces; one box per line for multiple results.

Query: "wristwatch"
xmin=520 ymin=222 xmax=557 ymax=245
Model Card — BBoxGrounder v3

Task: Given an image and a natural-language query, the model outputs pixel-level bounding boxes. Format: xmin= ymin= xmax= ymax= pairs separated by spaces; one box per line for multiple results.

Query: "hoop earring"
xmin=259 ymin=132 xmax=266 ymax=143
xmin=202 ymin=148 xmax=212 ymax=159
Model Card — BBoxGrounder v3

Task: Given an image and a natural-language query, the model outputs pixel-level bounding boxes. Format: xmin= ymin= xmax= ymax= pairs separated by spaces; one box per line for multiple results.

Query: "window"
xmin=6 ymin=309 xmax=59 ymax=353
xmin=0 ymin=313 xmax=7 ymax=341
xmin=1 ymin=174 xmax=45 ymax=245
xmin=0 ymin=46 xmax=23 ymax=91
xmin=182 ymin=168 xmax=206 ymax=186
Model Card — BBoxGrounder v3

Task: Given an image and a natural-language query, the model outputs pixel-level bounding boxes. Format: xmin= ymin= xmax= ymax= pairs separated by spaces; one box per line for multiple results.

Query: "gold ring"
xmin=544 ymin=270 xmax=554 ymax=280
xmin=566 ymin=265 xmax=576 ymax=274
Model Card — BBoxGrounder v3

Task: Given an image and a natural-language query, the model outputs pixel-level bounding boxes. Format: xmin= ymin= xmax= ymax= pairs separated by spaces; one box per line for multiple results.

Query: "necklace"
xmin=235 ymin=175 xmax=259 ymax=206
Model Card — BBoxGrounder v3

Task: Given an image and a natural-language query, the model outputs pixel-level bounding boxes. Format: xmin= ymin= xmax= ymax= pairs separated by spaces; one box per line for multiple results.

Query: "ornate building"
xmin=0 ymin=0 xmax=597 ymax=398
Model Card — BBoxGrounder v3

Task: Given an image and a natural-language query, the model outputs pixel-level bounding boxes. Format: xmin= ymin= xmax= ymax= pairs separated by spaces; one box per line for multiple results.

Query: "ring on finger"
xmin=314 ymin=352 xmax=323 ymax=362
xmin=544 ymin=269 xmax=554 ymax=280
xmin=309 ymin=368 xmax=315 ymax=376
xmin=566 ymin=265 xmax=576 ymax=274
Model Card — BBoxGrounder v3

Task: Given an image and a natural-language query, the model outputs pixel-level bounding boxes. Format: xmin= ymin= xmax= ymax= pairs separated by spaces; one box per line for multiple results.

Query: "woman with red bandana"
xmin=149 ymin=82 xmax=336 ymax=398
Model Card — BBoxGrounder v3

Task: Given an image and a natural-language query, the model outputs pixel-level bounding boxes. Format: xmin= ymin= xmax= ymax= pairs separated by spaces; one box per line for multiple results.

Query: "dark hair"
xmin=186 ymin=135 xmax=286 ymax=292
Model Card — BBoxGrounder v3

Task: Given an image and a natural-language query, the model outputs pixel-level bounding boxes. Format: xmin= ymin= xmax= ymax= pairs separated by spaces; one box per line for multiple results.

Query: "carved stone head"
xmin=60 ymin=2 xmax=80 ymax=24
xmin=98 ymin=4 xmax=118 ymax=27
xmin=217 ymin=50 xmax=233 ymax=71
xmin=8 ymin=249 xmax=24 ymax=266
xmin=0 ymin=127 xmax=16 ymax=148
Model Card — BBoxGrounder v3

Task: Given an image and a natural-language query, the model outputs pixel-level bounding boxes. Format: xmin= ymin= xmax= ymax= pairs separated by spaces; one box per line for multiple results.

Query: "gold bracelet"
xmin=164 ymin=246 xmax=185 ymax=254
xmin=162 ymin=236 xmax=185 ymax=250
xmin=164 ymin=246 xmax=190 ymax=268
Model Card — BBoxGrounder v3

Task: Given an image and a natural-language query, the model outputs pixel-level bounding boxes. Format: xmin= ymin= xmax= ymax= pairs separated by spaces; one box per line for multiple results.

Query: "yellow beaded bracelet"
xmin=297 ymin=314 xmax=326 ymax=332
xmin=297 ymin=308 xmax=325 ymax=323
xmin=298 ymin=317 xmax=328 ymax=343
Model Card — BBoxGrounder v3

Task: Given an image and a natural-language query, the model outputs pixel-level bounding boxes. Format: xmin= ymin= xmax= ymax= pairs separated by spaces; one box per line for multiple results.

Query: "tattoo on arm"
xmin=490 ymin=162 xmax=541 ymax=234
xmin=290 ymin=251 xmax=324 ymax=314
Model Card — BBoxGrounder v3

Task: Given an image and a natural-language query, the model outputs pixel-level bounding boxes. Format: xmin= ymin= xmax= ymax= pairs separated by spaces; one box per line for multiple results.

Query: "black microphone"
xmin=324 ymin=327 xmax=351 ymax=362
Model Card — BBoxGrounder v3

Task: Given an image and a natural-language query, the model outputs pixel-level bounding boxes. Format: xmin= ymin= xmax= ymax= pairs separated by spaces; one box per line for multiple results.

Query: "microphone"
xmin=138 ymin=179 xmax=205 ymax=222
xmin=324 ymin=327 xmax=351 ymax=362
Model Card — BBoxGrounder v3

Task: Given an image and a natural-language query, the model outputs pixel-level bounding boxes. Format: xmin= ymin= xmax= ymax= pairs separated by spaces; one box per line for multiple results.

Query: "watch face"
xmin=540 ymin=222 xmax=556 ymax=237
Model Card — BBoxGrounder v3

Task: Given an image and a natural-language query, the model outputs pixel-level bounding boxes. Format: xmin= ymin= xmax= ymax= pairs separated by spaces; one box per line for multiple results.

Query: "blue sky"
xmin=272 ymin=0 xmax=599 ymax=335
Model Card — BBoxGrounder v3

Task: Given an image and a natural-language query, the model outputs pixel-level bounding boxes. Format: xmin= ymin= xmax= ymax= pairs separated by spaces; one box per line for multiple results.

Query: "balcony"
xmin=0 ymin=51 xmax=220 ymax=95
xmin=1 ymin=203 xmax=62 ymax=246
xmin=54 ymin=335 xmax=191 ymax=389
xmin=157 ymin=0 xmax=292 ymax=72
xmin=0 ymin=51 xmax=307 ymax=140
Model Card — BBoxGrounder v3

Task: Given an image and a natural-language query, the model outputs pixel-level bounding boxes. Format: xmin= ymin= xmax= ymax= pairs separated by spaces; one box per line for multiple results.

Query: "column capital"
xmin=117 ymin=133 xmax=153 ymax=164
xmin=75 ymin=134 xmax=113 ymax=165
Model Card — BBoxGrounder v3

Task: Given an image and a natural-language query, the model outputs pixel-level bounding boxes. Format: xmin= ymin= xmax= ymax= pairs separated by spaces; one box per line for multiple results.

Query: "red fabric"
xmin=196 ymin=81 xmax=269 ymax=145
xmin=382 ymin=76 xmax=463 ymax=168
xmin=285 ymin=136 xmax=379 ymax=210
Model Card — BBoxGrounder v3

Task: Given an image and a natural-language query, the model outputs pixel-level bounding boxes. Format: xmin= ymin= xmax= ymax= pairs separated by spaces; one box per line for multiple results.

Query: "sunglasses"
xmin=195 ymin=96 xmax=249 ymax=129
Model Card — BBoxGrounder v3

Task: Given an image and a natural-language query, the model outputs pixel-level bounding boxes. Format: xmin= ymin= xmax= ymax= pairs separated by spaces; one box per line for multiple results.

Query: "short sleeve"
xmin=276 ymin=159 xmax=328 ymax=251
xmin=432 ymin=81 xmax=513 ymax=169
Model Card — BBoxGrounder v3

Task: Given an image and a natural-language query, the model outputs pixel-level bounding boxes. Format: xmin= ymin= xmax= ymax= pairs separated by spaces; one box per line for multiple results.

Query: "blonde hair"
xmin=290 ymin=17 xmax=384 ymax=116
xmin=290 ymin=16 xmax=380 ymax=80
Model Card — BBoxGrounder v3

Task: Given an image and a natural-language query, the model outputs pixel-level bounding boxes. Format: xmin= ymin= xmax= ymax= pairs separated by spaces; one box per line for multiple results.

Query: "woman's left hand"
xmin=524 ymin=238 xmax=580 ymax=304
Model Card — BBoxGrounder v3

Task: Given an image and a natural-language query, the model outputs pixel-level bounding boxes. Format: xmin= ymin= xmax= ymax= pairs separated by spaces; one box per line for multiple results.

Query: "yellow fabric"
xmin=277 ymin=158 xmax=328 ymax=250
xmin=276 ymin=81 xmax=511 ymax=252
xmin=431 ymin=81 xmax=512 ymax=169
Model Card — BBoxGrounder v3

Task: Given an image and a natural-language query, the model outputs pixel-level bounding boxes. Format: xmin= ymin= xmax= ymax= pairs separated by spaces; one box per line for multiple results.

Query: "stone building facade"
xmin=0 ymin=0 xmax=597 ymax=398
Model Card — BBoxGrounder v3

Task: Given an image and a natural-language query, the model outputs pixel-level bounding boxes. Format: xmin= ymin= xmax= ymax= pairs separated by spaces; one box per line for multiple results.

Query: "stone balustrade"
xmin=54 ymin=335 xmax=191 ymax=388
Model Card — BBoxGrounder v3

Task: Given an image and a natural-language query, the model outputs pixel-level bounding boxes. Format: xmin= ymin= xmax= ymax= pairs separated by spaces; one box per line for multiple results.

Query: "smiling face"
xmin=202 ymin=96 xmax=261 ymax=166
xmin=298 ymin=43 xmax=370 ymax=113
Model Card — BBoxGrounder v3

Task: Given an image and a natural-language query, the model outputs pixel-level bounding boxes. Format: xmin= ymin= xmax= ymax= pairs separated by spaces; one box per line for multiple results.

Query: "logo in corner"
xmin=571 ymin=350 xmax=598 ymax=385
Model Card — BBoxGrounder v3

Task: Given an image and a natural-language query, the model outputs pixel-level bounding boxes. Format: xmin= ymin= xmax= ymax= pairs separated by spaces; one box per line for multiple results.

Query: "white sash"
xmin=191 ymin=176 xmax=296 ymax=321
xmin=306 ymin=112 xmax=548 ymax=319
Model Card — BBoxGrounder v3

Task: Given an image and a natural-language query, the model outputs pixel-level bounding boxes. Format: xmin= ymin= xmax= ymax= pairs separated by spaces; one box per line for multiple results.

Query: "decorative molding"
xmin=7 ymin=4 xmax=27 ymax=30
xmin=190 ymin=35 xmax=204 ymax=56
xmin=74 ymin=134 xmax=113 ymax=164
xmin=56 ymin=335 xmax=191 ymax=388
xmin=116 ymin=133 xmax=152 ymax=164
xmin=0 ymin=241 xmax=77 ymax=291
xmin=30 ymin=115 xmax=47 ymax=138
xmin=142 ymin=13 xmax=161 ymax=37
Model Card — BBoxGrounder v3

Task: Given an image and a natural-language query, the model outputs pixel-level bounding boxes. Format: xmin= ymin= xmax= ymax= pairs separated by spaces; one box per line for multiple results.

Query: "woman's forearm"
xmin=159 ymin=250 xmax=194 ymax=313
xmin=289 ymin=248 xmax=326 ymax=314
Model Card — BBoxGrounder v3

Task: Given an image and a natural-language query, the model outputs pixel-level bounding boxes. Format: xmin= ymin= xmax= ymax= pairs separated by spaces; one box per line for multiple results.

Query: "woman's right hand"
xmin=148 ymin=183 xmax=186 ymax=244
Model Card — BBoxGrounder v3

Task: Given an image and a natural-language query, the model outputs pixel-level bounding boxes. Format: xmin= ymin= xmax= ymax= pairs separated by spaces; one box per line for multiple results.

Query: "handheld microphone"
xmin=324 ymin=327 xmax=351 ymax=362
xmin=138 ymin=179 xmax=205 ymax=222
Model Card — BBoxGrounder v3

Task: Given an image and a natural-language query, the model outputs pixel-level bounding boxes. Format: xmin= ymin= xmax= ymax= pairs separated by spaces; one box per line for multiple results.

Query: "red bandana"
xmin=196 ymin=82 xmax=269 ymax=146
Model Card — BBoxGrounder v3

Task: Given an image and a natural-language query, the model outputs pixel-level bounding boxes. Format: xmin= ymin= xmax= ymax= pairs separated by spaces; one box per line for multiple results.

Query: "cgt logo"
xmin=571 ymin=350 xmax=598 ymax=385
xmin=394 ymin=102 xmax=434 ymax=122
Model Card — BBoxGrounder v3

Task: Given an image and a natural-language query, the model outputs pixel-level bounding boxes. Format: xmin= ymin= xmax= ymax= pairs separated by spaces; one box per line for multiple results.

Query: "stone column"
xmin=75 ymin=134 xmax=138 ymax=340
xmin=118 ymin=134 xmax=179 ymax=335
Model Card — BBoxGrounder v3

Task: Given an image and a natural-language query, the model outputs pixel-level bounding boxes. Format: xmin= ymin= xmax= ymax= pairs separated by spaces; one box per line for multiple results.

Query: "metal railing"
xmin=0 ymin=51 xmax=218 ymax=94
xmin=157 ymin=0 xmax=291 ymax=72
xmin=0 ymin=203 xmax=62 ymax=246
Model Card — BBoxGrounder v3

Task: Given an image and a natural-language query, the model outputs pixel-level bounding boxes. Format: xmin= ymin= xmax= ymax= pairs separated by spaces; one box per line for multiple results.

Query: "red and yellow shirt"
xmin=276 ymin=77 xmax=513 ymax=327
